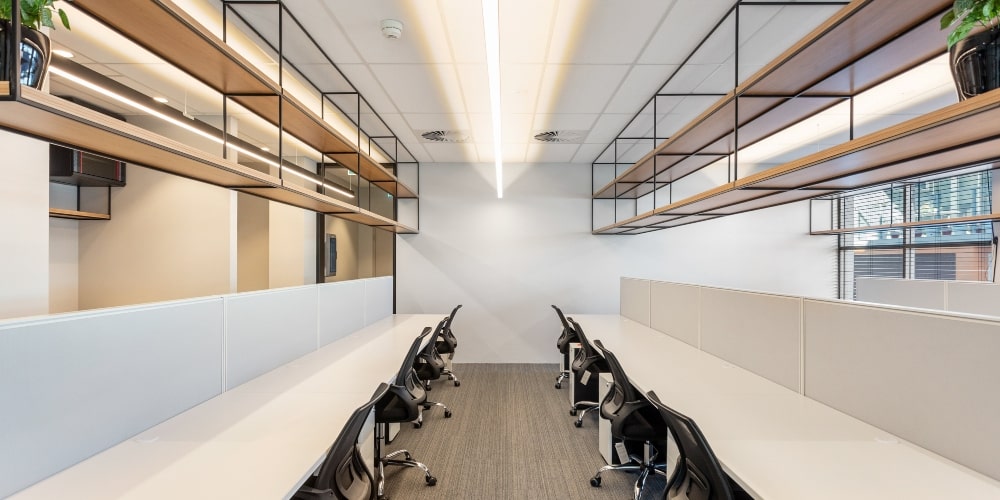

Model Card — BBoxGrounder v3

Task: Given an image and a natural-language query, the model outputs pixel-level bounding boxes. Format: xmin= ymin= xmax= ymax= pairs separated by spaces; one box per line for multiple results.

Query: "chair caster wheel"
xmin=574 ymin=420 xmax=582 ymax=428
xmin=555 ymin=382 xmax=561 ymax=389
xmin=425 ymin=382 xmax=431 ymax=391
xmin=444 ymin=410 xmax=453 ymax=418
xmin=569 ymin=409 xmax=577 ymax=416
xmin=413 ymin=421 xmax=422 ymax=429
xmin=590 ymin=476 xmax=602 ymax=487
xmin=454 ymin=381 xmax=460 ymax=387
xmin=426 ymin=476 xmax=437 ymax=486
xmin=423 ymin=403 xmax=432 ymax=410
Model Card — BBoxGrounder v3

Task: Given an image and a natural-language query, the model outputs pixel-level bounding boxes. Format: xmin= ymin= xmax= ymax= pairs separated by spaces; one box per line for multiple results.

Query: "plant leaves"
xmin=57 ymin=7 xmax=68 ymax=29
xmin=942 ymin=9 xmax=957 ymax=29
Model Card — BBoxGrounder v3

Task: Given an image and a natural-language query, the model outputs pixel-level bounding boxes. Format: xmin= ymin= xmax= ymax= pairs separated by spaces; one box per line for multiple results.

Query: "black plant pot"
xmin=0 ymin=20 xmax=51 ymax=89
xmin=950 ymin=28 xmax=1000 ymax=101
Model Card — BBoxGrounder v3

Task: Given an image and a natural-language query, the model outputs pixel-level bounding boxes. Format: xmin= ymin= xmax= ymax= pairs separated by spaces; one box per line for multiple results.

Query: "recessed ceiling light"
xmin=53 ymin=49 xmax=74 ymax=58
xmin=482 ymin=0 xmax=502 ymax=199
xmin=153 ymin=96 xmax=169 ymax=103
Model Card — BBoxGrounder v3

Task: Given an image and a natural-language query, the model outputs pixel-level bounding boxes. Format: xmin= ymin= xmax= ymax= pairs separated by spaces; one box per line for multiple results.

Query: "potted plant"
xmin=0 ymin=0 xmax=70 ymax=89
xmin=942 ymin=0 xmax=1000 ymax=100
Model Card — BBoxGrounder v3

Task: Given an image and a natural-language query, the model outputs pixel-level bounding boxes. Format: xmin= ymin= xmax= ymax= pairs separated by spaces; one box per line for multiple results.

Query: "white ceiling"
xmin=49 ymin=0 xmax=846 ymax=166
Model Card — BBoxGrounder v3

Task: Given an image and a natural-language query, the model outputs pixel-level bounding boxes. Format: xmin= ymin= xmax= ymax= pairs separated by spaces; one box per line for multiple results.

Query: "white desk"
xmin=10 ymin=314 xmax=443 ymax=500
xmin=571 ymin=314 xmax=1000 ymax=500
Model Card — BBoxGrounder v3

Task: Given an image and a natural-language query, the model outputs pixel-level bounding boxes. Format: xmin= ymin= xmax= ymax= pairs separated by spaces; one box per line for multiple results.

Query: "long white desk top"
xmin=10 ymin=314 xmax=444 ymax=500
xmin=571 ymin=314 xmax=1000 ymax=500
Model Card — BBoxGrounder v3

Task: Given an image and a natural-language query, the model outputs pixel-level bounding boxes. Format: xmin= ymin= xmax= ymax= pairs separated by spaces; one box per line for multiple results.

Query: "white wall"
xmin=78 ymin=165 xmax=233 ymax=309
xmin=396 ymin=162 xmax=835 ymax=362
xmin=0 ymin=132 xmax=49 ymax=319
xmin=268 ymin=200 xmax=315 ymax=288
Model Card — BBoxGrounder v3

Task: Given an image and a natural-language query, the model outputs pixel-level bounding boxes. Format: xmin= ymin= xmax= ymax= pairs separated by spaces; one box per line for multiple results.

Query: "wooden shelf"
xmin=594 ymin=0 xmax=950 ymax=201
xmin=1 ymin=87 xmax=411 ymax=233
xmin=810 ymin=213 xmax=1000 ymax=235
xmin=48 ymin=208 xmax=110 ymax=220
xmin=595 ymin=90 xmax=1000 ymax=234
xmin=72 ymin=0 xmax=417 ymax=200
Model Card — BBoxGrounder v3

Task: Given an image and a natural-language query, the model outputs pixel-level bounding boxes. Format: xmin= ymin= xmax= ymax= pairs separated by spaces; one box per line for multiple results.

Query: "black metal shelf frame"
xmin=590 ymin=0 xmax=852 ymax=234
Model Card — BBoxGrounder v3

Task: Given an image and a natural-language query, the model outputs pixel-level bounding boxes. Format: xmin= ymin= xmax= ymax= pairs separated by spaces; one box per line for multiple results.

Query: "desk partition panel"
xmin=318 ymin=280 xmax=366 ymax=346
xmin=224 ymin=286 xmax=320 ymax=390
xmin=620 ymin=277 xmax=651 ymax=325
xmin=855 ymin=277 xmax=947 ymax=310
xmin=649 ymin=281 xmax=700 ymax=347
xmin=0 ymin=299 xmax=225 ymax=498
xmin=364 ymin=276 xmax=394 ymax=325
xmin=803 ymin=299 xmax=1000 ymax=481
xmin=939 ymin=281 xmax=1000 ymax=317
xmin=699 ymin=288 xmax=802 ymax=392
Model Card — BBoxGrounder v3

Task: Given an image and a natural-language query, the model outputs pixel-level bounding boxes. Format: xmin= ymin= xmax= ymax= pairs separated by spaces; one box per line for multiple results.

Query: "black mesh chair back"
xmin=647 ymin=391 xmax=736 ymax=500
xmin=437 ymin=305 xmax=462 ymax=354
xmin=553 ymin=305 xmax=579 ymax=354
xmin=595 ymin=340 xmax=665 ymax=442
xmin=568 ymin=318 xmax=608 ymax=376
xmin=377 ymin=328 xmax=431 ymax=423
xmin=415 ymin=319 xmax=447 ymax=381
xmin=293 ymin=383 xmax=388 ymax=500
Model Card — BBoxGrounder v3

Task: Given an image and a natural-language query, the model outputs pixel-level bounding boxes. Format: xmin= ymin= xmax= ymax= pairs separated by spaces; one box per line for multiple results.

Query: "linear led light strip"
xmin=482 ymin=0 xmax=502 ymax=199
xmin=48 ymin=66 xmax=355 ymax=198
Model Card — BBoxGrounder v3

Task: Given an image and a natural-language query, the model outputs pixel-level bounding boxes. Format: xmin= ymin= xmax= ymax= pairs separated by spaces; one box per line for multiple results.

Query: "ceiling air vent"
xmin=419 ymin=130 xmax=470 ymax=143
xmin=532 ymin=130 xmax=586 ymax=143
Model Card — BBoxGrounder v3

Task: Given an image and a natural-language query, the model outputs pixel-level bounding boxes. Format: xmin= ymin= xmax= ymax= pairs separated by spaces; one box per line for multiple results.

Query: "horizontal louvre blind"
xmin=837 ymin=170 xmax=994 ymax=299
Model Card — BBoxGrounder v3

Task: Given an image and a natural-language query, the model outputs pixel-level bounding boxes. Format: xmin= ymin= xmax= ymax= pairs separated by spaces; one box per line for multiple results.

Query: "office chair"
xmin=374 ymin=328 xmax=438 ymax=499
xmin=552 ymin=305 xmax=578 ymax=389
xmin=435 ymin=304 xmax=462 ymax=386
xmin=646 ymin=391 xmax=752 ymax=500
xmin=293 ymin=383 xmax=389 ymax=500
xmin=568 ymin=318 xmax=609 ymax=427
xmin=412 ymin=319 xmax=453 ymax=423
xmin=589 ymin=340 xmax=668 ymax=499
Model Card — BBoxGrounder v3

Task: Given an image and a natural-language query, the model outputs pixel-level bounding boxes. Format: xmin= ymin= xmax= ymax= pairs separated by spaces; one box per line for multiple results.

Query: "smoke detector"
xmin=380 ymin=19 xmax=403 ymax=39
xmin=419 ymin=130 xmax=470 ymax=143
xmin=532 ymin=130 xmax=586 ymax=143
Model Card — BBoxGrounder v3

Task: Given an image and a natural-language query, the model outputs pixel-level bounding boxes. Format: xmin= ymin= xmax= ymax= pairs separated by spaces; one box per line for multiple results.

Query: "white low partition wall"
xmin=620 ymin=277 xmax=651 ymax=326
xmin=856 ymin=277 xmax=1000 ymax=317
xmin=621 ymin=276 xmax=1000 ymax=482
xmin=0 ymin=277 xmax=394 ymax=498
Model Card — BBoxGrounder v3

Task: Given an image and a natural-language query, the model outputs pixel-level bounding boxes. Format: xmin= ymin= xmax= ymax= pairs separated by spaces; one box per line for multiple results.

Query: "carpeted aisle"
xmin=380 ymin=363 xmax=666 ymax=499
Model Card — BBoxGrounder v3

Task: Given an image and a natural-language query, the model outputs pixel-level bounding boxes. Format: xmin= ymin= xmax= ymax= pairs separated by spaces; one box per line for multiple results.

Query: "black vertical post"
xmin=9 ymin=0 xmax=22 ymax=99
xmin=732 ymin=4 xmax=740 ymax=183
xmin=277 ymin=3 xmax=284 ymax=182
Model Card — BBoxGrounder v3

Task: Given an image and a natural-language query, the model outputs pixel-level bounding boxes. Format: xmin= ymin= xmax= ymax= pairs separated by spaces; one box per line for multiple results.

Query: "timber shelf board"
xmin=49 ymin=208 xmax=110 ymax=220
xmin=232 ymin=94 xmax=356 ymax=155
xmin=811 ymin=213 xmax=1000 ymax=235
xmin=594 ymin=88 xmax=1000 ymax=234
xmin=743 ymin=0 xmax=949 ymax=97
xmin=738 ymin=90 xmax=1000 ymax=192
xmin=74 ymin=0 xmax=416 ymax=197
xmin=72 ymin=0 xmax=276 ymax=96
xmin=4 ymin=87 xmax=276 ymax=189
xmin=372 ymin=180 xmax=418 ymax=199
xmin=595 ymin=0 xmax=950 ymax=200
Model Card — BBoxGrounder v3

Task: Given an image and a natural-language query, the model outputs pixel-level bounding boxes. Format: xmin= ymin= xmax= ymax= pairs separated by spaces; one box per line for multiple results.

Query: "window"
xmin=837 ymin=169 xmax=995 ymax=299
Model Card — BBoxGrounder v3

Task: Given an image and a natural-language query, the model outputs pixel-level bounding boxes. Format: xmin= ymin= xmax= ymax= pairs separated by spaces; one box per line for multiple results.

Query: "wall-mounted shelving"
xmin=71 ymin=0 xmax=418 ymax=201
xmin=594 ymin=0 xmax=957 ymax=234
xmin=0 ymin=85 xmax=415 ymax=233
xmin=48 ymin=208 xmax=111 ymax=221
xmin=810 ymin=213 xmax=1000 ymax=236
xmin=597 ymin=88 xmax=1000 ymax=234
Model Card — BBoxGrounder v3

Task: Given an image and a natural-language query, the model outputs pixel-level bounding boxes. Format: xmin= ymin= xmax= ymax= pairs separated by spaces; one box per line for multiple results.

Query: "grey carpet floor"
xmin=380 ymin=363 xmax=666 ymax=499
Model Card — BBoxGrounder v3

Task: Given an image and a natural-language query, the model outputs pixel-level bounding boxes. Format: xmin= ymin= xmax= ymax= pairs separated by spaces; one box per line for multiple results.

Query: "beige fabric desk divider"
xmin=857 ymin=276 xmax=1000 ymax=317
xmin=804 ymin=299 xmax=1000 ymax=481
xmin=622 ymin=276 xmax=1000 ymax=482
xmin=620 ymin=277 xmax=651 ymax=326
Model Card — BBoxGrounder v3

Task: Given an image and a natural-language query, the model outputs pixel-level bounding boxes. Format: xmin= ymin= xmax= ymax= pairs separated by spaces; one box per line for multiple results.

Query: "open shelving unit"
xmin=594 ymin=0 xmax=970 ymax=235
xmin=33 ymin=0 xmax=417 ymax=233
xmin=48 ymin=208 xmax=112 ymax=221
